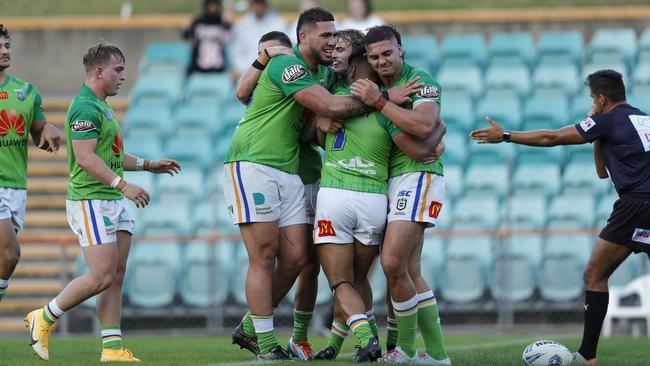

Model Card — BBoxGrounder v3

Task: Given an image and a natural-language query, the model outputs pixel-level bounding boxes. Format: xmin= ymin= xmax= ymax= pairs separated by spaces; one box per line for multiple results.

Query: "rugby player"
xmin=470 ymin=69 xmax=650 ymax=366
xmin=25 ymin=42 xmax=180 ymax=362
xmin=351 ymin=25 xmax=449 ymax=364
xmin=0 ymin=24 xmax=60 ymax=303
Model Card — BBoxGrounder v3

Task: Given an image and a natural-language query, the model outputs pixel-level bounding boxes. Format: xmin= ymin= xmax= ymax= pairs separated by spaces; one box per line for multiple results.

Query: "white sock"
xmin=0 ymin=278 xmax=8 ymax=289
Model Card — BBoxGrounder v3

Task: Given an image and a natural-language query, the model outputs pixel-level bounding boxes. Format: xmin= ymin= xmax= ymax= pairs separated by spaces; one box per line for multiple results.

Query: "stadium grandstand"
xmin=2 ymin=1 xmax=650 ymax=365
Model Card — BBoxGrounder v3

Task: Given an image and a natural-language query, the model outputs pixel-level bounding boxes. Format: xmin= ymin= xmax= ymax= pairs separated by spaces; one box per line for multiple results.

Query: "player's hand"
xmin=38 ymin=123 xmax=61 ymax=153
xmin=423 ymin=140 xmax=445 ymax=164
xmin=149 ymin=159 xmax=181 ymax=176
xmin=122 ymin=183 xmax=150 ymax=208
xmin=350 ymin=78 xmax=382 ymax=107
xmin=316 ymin=118 xmax=343 ymax=134
xmin=470 ymin=117 xmax=505 ymax=144
xmin=265 ymin=46 xmax=294 ymax=58
xmin=388 ymin=76 xmax=424 ymax=105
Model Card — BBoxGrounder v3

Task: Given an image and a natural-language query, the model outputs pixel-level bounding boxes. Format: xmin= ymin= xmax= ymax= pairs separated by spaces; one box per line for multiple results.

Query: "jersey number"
xmin=332 ymin=127 xmax=347 ymax=151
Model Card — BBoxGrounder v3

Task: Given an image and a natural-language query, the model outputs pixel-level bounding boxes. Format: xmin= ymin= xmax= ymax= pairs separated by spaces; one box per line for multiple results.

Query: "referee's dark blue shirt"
xmin=574 ymin=103 xmax=650 ymax=196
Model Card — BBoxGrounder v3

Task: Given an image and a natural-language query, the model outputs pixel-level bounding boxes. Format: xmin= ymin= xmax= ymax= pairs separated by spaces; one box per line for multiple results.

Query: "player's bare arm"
xmin=122 ymin=153 xmax=181 ymax=176
xmin=470 ymin=117 xmax=586 ymax=146
xmin=350 ymin=78 xmax=440 ymax=138
xmin=393 ymin=118 xmax=446 ymax=162
xmin=293 ymin=84 xmax=371 ymax=120
xmin=29 ymin=119 xmax=60 ymax=153
xmin=593 ymin=140 xmax=609 ymax=179
xmin=235 ymin=46 xmax=294 ymax=104
xmin=71 ymin=139 xmax=150 ymax=207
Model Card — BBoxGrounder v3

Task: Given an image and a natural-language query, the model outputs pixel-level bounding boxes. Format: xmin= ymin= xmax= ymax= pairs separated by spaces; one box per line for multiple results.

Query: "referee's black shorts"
xmin=600 ymin=193 xmax=650 ymax=254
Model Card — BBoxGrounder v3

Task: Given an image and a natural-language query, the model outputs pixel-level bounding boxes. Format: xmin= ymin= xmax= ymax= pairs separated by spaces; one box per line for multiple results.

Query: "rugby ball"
xmin=522 ymin=340 xmax=573 ymax=366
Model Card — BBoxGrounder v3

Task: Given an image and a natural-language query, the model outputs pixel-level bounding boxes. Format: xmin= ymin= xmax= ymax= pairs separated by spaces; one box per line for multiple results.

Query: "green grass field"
xmin=0 ymin=0 xmax=649 ymax=17
xmin=0 ymin=333 xmax=646 ymax=365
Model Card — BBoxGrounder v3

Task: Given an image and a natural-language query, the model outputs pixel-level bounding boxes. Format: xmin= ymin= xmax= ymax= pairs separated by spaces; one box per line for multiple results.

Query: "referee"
xmin=470 ymin=69 xmax=650 ymax=366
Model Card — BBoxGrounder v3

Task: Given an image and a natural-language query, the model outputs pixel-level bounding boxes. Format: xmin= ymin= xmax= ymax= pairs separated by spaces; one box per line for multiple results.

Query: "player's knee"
xmin=582 ymin=264 xmax=606 ymax=289
xmin=381 ymin=256 xmax=407 ymax=279
xmin=93 ymin=272 xmax=116 ymax=293
xmin=2 ymin=246 xmax=20 ymax=267
xmin=301 ymin=260 xmax=320 ymax=278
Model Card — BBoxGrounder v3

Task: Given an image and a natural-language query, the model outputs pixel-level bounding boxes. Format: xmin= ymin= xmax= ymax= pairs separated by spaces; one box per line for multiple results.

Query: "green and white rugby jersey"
xmin=381 ymin=63 xmax=444 ymax=178
xmin=298 ymin=142 xmax=322 ymax=184
xmin=0 ymin=75 xmax=46 ymax=189
xmin=225 ymin=45 xmax=335 ymax=175
xmin=65 ymin=84 xmax=123 ymax=201
xmin=320 ymin=85 xmax=395 ymax=194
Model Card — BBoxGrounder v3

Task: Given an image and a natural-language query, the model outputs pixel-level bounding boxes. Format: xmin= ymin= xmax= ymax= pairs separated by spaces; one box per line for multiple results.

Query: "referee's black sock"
xmin=577 ymin=290 xmax=609 ymax=360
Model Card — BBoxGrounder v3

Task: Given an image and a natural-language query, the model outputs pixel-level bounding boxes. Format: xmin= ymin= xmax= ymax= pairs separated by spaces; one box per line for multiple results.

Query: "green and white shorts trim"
xmin=0 ymin=188 xmax=27 ymax=232
xmin=66 ymin=198 xmax=135 ymax=247
xmin=313 ymin=187 xmax=387 ymax=246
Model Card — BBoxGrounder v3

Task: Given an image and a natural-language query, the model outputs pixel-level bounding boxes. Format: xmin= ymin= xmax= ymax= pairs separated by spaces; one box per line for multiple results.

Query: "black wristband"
xmin=252 ymin=60 xmax=266 ymax=71
xmin=503 ymin=130 xmax=512 ymax=142
xmin=382 ymin=90 xmax=390 ymax=101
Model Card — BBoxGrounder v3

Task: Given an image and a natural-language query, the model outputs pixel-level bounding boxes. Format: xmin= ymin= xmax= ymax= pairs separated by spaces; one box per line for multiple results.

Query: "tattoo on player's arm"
xmin=340 ymin=97 xmax=372 ymax=118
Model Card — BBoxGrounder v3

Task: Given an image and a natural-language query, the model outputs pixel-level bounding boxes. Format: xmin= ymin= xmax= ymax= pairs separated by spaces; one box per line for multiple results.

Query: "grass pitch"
xmin=0 ymin=332 xmax=647 ymax=365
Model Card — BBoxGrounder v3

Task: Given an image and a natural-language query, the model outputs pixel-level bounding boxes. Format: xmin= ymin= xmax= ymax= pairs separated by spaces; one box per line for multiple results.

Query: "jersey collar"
xmin=78 ymin=83 xmax=102 ymax=102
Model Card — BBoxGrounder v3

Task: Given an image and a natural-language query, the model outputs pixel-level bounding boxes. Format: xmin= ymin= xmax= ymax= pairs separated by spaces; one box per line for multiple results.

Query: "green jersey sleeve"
xmin=32 ymin=86 xmax=46 ymax=121
xmin=69 ymin=102 xmax=103 ymax=140
xmin=376 ymin=112 xmax=401 ymax=138
xmin=267 ymin=55 xmax=318 ymax=97
xmin=412 ymin=71 xmax=442 ymax=106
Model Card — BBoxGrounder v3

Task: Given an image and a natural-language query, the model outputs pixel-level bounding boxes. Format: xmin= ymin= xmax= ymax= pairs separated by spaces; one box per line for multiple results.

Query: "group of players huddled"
xmin=2 ymin=4 xmax=649 ymax=366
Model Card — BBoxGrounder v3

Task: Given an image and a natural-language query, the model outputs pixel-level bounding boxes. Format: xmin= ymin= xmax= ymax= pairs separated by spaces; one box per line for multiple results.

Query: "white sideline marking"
xmin=207 ymin=338 xmax=535 ymax=366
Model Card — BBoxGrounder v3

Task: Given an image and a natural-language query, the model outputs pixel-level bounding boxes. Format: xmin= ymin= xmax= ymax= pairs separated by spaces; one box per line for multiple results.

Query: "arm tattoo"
xmin=338 ymin=96 xmax=372 ymax=119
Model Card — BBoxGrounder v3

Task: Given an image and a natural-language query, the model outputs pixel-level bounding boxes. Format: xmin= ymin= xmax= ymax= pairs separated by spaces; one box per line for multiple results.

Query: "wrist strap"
xmin=252 ymin=59 xmax=266 ymax=71
xmin=382 ymin=90 xmax=390 ymax=101
xmin=373 ymin=95 xmax=389 ymax=111
xmin=116 ymin=179 xmax=128 ymax=192
xmin=136 ymin=158 xmax=145 ymax=171
xmin=110 ymin=176 xmax=122 ymax=188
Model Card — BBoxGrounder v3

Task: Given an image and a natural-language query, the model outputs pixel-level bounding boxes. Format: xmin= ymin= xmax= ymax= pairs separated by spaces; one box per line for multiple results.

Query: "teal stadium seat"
xmin=463 ymin=159 xmax=509 ymax=196
xmin=139 ymin=42 xmax=190 ymax=75
xmin=628 ymin=93 xmax=650 ymax=113
xmin=475 ymin=90 xmax=521 ymax=129
xmin=185 ymin=73 xmax=233 ymax=106
xmin=124 ymin=128 xmax=164 ymax=159
xmin=595 ymin=193 xmax=617 ymax=228
xmin=124 ymin=105 xmax=174 ymax=136
xmin=440 ymin=90 xmax=475 ymax=131
xmin=179 ymin=240 xmax=233 ymax=307
xmin=193 ymin=201 xmax=219 ymax=233
xmin=488 ymin=32 xmax=535 ymax=66
xmin=440 ymin=232 xmax=493 ymax=303
xmin=126 ymin=242 xmax=181 ymax=308
xmin=540 ymin=231 xmax=592 ymax=302
xmin=436 ymin=63 xmax=483 ymax=99
xmin=547 ymin=193 xmax=595 ymax=228
xmin=491 ymin=234 xmax=543 ymax=302
xmin=140 ymin=198 xmax=193 ymax=235
xmin=156 ymin=164 xmax=203 ymax=202
xmin=402 ymin=35 xmax=438 ymax=75
xmin=231 ymin=243 xmax=249 ymax=305
xmin=484 ymin=61 xmax=530 ymax=96
xmin=130 ymin=73 xmax=183 ymax=107
xmin=435 ymin=196 xmax=452 ymax=230
xmin=582 ymin=61 xmax=628 ymax=88
xmin=420 ymin=235 xmax=446 ymax=290
xmin=508 ymin=191 xmax=547 ymax=228
xmin=532 ymin=62 xmax=580 ymax=97
xmin=165 ymin=128 xmax=213 ymax=168
xmin=587 ymin=28 xmax=637 ymax=69
xmin=443 ymin=126 xmax=467 ymax=165
xmin=220 ymin=98 xmax=247 ymax=127
xmin=570 ymin=92 xmax=593 ymax=122
xmin=123 ymin=171 xmax=156 ymax=198
xmin=523 ymin=94 xmax=569 ymax=129
xmin=537 ymin=30 xmax=584 ymax=66
xmin=452 ymin=190 xmax=500 ymax=229
xmin=562 ymin=148 xmax=612 ymax=194
xmin=368 ymin=259 xmax=387 ymax=305
xmin=440 ymin=33 xmax=487 ymax=68
xmin=174 ymin=103 xmax=221 ymax=134
xmin=511 ymin=146 xmax=562 ymax=195
xmin=442 ymin=162 xmax=463 ymax=200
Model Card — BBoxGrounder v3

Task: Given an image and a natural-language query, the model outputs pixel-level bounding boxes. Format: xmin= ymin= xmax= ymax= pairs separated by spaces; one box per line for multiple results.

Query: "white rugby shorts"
xmin=0 ymin=188 xmax=27 ymax=232
xmin=66 ymin=198 xmax=135 ymax=247
xmin=313 ymin=187 xmax=387 ymax=246
xmin=223 ymin=161 xmax=307 ymax=227
xmin=387 ymin=172 xmax=445 ymax=228
xmin=304 ymin=180 xmax=320 ymax=226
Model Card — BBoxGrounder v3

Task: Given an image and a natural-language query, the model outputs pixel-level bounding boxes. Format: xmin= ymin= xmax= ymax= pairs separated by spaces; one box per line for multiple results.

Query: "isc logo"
xmin=317 ymin=220 xmax=336 ymax=237
xmin=398 ymin=190 xmax=411 ymax=197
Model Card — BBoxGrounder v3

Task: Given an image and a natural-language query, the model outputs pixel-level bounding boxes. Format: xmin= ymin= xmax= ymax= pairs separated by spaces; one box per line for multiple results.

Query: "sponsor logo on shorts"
xmin=417 ymin=85 xmax=440 ymax=99
xmin=317 ymin=220 xmax=336 ymax=237
xmin=282 ymin=65 xmax=307 ymax=83
xmin=0 ymin=92 xmax=7 ymax=99
xmin=580 ymin=117 xmax=596 ymax=132
xmin=71 ymin=120 xmax=96 ymax=133
xmin=253 ymin=193 xmax=266 ymax=205
xmin=255 ymin=206 xmax=272 ymax=216
xmin=428 ymin=201 xmax=442 ymax=218
xmin=632 ymin=228 xmax=650 ymax=244
xmin=396 ymin=198 xmax=407 ymax=211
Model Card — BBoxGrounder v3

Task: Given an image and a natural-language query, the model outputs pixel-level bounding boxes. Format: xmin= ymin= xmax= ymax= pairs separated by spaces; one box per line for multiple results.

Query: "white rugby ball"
xmin=522 ymin=340 xmax=573 ymax=366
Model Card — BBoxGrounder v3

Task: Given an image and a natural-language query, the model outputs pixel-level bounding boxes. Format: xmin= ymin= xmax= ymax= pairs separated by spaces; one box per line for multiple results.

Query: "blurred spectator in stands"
xmin=289 ymin=0 xmax=321 ymax=44
xmin=231 ymin=0 xmax=287 ymax=78
xmin=338 ymin=0 xmax=383 ymax=33
xmin=184 ymin=0 xmax=231 ymax=74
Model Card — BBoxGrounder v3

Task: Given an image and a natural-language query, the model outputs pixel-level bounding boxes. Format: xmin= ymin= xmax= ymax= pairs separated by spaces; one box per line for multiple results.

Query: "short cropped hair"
xmin=365 ymin=25 xmax=402 ymax=47
xmin=259 ymin=31 xmax=292 ymax=48
xmin=586 ymin=69 xmax=626 ymax=103
xmin=296 ymin=7 xmax=335 ymax=44
xmin=82 ymin=42 xmax=125 ymax=73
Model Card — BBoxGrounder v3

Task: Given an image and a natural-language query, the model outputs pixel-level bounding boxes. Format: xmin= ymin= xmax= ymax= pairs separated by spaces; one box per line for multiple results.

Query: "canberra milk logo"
xmin=0 ymin=109 xmax=26 ymax=137
xmin=418 ymin=85 xmax=440 ymax=99
xmin=282 ymin=65 xmax=307 ymax=83
xmin=70 ymin=120 xmax=96 ymax=133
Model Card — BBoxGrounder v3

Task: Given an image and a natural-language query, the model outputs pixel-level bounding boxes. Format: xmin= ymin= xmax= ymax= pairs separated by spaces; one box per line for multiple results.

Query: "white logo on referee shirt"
xmin=632 ymin=228 xmax=650 ymax=244
xmin=580 ymin=117 xmax=596 ymax=132
xmin=628 ymin=115 xmax=650 ymax=152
